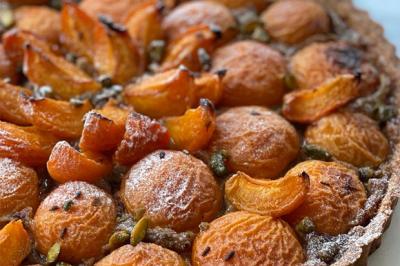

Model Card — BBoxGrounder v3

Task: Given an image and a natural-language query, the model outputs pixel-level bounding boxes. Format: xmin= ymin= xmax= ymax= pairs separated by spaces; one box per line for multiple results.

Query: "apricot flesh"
xmin=0 ymin=81 xmax=32 ymax=125
xmin=0 ymin=220 xmax=31 ymax=266
xmin=225 ymin=171 xmax=309 ymax=217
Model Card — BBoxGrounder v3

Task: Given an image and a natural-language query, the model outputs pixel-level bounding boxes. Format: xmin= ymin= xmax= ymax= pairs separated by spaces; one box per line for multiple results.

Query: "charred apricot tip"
xmin=214 ymin=68 xmax=227 ymax=78
xmin=199 ymin=98 xmax=215 ymax=113
xmin=155 ymin=0 xmax=166 ymax=14
xmin=209 ymin=24 xmax=223 ymax=39
xmin=354 ymin=70 xmax=363 ymax=83
xmin=98 ymin=15 xmax=127 ymax=33
xmin=299 ymin=171 xmax=310 ymax=181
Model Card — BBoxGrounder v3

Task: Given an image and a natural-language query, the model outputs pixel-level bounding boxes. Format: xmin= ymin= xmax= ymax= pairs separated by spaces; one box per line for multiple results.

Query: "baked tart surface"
xmin=0 ymin=0 xmax=398 ymax=265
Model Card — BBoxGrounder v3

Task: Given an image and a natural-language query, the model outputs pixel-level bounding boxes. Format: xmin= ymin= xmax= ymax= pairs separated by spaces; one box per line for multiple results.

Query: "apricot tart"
xmin=0 ymin=0 xmax=398 ymax=265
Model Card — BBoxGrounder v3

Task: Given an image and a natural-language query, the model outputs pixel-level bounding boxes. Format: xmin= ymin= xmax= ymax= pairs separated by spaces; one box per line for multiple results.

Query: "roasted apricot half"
xmin=192 ymin=211 xmax=304 ymax=265
xmin=193 ymin=71 xmax=224 ymax=105
xmin=0 ymin=220 xmax=31 ymax=266
xmin=162 ymin=1 xmax=236 ymax=41
xmin=285 ymin=160 xmax=367 ymax=235
xmin=225 ymin=171 xmax=309 ymax=217
xmin=124 ymin=67 xmax=196 ymax=118
xmin=114 ymin=113 xmax=169 ymax=165
xmin=14 ymin=5 xmax=61 ymax=44
xmin=0 ymin=44 xmax=19 ymax=83
xmin=0 ymin=121 xmax=59 ymax=167
xmin=305 ymin=111 xmax=389 ymax=167
xmin=211 ymin=41 xmax=286 ymax=107
xmin=282 ymin=74 xmax=360 ymax=123
xmin=21 ymin=96 xmax=92 ymax=139
xmin=121 ymin=150 xmax=222 ymax=232
xmin=47 ymin=141 xmax=112 ymax=184
xmin=261 ymin=0 xmax=330 ymax=44
xmin=33 ymin=181 xmax=116 ymax=264
xmin=23 ymin=43 xmax=101 ymax=100
xmin=165 ymin=99 xmax=216 ymax=152
xmin=95 ymin=243 xmax=185 ymax=266
xmin=0 ymin=81 xmax=31 ymax=125
xmin=161 ymin=25 xmax=221 ymax=72
xmin=208 ymin=106 xmax=299 ymax=179
xmin=0 ymin=158 xmax=39 ymax=222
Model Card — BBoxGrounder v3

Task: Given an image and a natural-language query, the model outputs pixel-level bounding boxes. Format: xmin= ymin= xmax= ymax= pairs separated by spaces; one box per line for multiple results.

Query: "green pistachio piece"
xmin=130 ymin=217 xmax=149 ymax=246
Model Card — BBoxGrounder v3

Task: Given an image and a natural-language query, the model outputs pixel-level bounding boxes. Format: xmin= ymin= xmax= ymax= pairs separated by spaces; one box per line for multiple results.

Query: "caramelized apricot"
xmin=33 ymin=181 xmax=116 ymax=264
xmin=47 ymin=141 xmax=112 ymax=184
xmin=121 ymin=150 xmax=222 ymax=232
xmin=290 ymin=42 xmax=379 ymax=95
xmin=225 ymin=171 xmax=308 ymax=217
xmin=124 ymin=67 xmax=196 ymax=118
xmin=285 ymin=160 xmax=367 ymax=235
xmin=192 ymin=211 xmax=304 ymax=265
xmin=305 ymin=111 xmax=389 ymax=167
xmin=14 ymin=5 xmax=61 ymax=43
xmin=0 ymin=121 xmax=59 ymax=166
xmin=162 ymin=1 xmax=236 ymax=41
xmin=165 ymin=99 xmax=216 ymax=152
xmin=208 ymin=106 xmax=299 ymax=179
xmin=261 ymin=0 xmax=330 ymax=44
xmin=0 ymin=44 xmax=18 ymax=83
xmin=211 ymin=41 xmax=286 ymax=106
xmin=282 ymin=74 xmax=360 ymax=123
xmin=0 ymin=220 xmax=31 ymax=266
xmin=124 ymin=0 xmax=164 ymax=53
xmin=21 ymin=96 xmax=92 ymax=139
xmin=114 ymin=113 xmax=169 ymax=165
xmin=161 ymin=25 xmax=221 ymax=72
xmin=95 ymin=243 xmax=185 ymax=266
xmin=23 ymin=43 xmax=101 ymax=100
xmin=0 ymin=81 xmax=31 ymax=125
xmin=208 ymin=0 xmax=269 ymax=11
xmin=194 ymin=71 xmax=224 ymax=105
xmin=0 ymin=158 xmax=39 ymax=220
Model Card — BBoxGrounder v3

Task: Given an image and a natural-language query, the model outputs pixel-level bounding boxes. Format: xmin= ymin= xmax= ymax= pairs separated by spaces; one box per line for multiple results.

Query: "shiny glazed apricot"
xmin=165 ymin=99 xmax=216 ymax=152
xmin=21 ymin=96 xmax=92 ymax=139
xmin=0 ymin=158 xmax=39 ymax=220
xmin=225 ymin=171 xmax=309 ymax=217
xmin=208 ymin=106 xmax=299 ymax=179
xmin=162 ymin=1 xmax=236 ymax=41
xmin=211 ymin=41 xmax=286 ymax=107
xmin=114 ymin=113 xmax=170 ymax=165
xmin=0 ymin=81 xmax=31 ymax=125
xmin=0 ymin=121 xmax=59 ymax=167
xmin=124 ymin=67 xmax=196 ymax=118
xmin=121 ymin=150 xmax=222 ymax=232
xmin=33 ymin=181 xmax=117 ymax=264
xmin=305 ymin=111 xmax=390 ymax=167
xmin=94 ymin=243 xmax=185 ymax=266
xmin=47 ymin=141 xmax=112 ymax=184
xmin=285 ymin=160 xmax=367 ymax=235
xmin=0 ymin=44 xmax=19 ymax=83
xmin=193 ymin=72 xmax=224 ymax=105
xmin=282 ymin=74 xmax=360 ymax=123
xmin=192 ymin=211 xmax=305 ymax=266
xmin=261 ymin=0 xmax=330 ymax=44
xmin=14 ymin=5 xmax=60 ymax=43
xmin=80 ymin=0 xmax=144 ymax=23
xmin=0 ymin=220 xmax=31 ymax=266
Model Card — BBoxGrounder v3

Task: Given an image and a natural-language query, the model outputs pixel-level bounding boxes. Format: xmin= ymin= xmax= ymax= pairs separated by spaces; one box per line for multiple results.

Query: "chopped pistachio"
xmin=373 ymin=104 xmax=397 ymax=123
xmin=63 ymin=200 xmax=73 ymax=211
xmin=47 ymin=242 xmax=61 ymax=264
xmin=0 ymin=3 xmax=14 ymax=32
xmin=98 ymin=75 xmax=113 ymax=88
xmin=358 ymin=167 xmax=375 ymax=182
xmin=130 ymin=217 xmax=149 ymax=246
xmin=199 ymin=222 xmax=210 ymax=232
xmin=108 ymin=230 xmax=130 ymax=250
xmin=283 ymin=72 xmax=298 ymax=90
xmin=197 ymin=48 xmax=211 ymax=71
xmin=56 ymin=262 xmax=73 ymax=266
xmin=251 ymin=26 xmax=269 ymax=43
xmin=148 ymin=40 xmax=166 ymax=63
xmin=236 ymin=9 xmax=261 ymax=35
xmin=317 ymin=242 xmax=339 ymax=263
xmin=50 ymin=0 xmax=63 ymax=10
xmin=295 ymin=217 xmax=315 ymax=234
xmin=209 ymin=150 xmax=229 ymax=177
xmin=302 ymin=143 xmax=332 ymax=161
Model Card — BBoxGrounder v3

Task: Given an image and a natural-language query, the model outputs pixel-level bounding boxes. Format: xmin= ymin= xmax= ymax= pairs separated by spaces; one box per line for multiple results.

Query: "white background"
xmin=353 ymin=0 xmax=400 ymax=265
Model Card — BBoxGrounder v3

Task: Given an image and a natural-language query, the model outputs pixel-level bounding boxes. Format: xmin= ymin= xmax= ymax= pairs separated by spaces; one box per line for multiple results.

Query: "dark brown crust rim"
xmin=312 ymin=1 xmax=400 ymax=265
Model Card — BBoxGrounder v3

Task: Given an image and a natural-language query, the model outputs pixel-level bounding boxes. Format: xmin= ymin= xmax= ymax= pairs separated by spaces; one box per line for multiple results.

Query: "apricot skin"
xmin=285 ymin=160 xmax=367 ymax=235
xmin=211 ymin=41 xmax=287 ymax=107
xmin=47 ymin=141 xmax=112 ymax=184
xmin=0 ymin=81 xmax=32 ymax=126
xmin=121 ymin=150 xmax=222 ymax=232
xmin=0 ymin=220 xmax=31 ymax=266
xmin=225 ymin=171 xmax=309 ymax=217
xmin=33 ymin=181 xmax=116 ymax=264
xmin=94 ymin=243 xmax=185 ymax=266
xmin=192 ymin=211 xmax=305 ymax=266
xmin=0 ymin=158 xmax=39 ymax=221
xmin=0 ymin=44 xmax=19 ymax=83
xmin=208 ymin=106 xmax=300 ymax=179
xmin=305 ymin=111 xmax=389 ymax=167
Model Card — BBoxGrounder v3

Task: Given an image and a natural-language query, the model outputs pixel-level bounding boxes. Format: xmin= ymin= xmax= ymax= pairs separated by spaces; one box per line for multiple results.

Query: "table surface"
xmin=353 ymin=0 xmax=400 ymax=265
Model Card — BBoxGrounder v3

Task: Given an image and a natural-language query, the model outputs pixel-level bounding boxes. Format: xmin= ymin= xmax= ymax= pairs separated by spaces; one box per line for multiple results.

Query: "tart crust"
xmin=313 ymin=1 xmax=400 ymax=265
